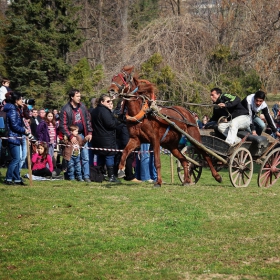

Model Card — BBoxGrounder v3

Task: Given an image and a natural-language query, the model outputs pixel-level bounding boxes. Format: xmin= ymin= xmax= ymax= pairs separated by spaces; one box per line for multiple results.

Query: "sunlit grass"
xmin=0 ymin=155 xmax=280 ymax=279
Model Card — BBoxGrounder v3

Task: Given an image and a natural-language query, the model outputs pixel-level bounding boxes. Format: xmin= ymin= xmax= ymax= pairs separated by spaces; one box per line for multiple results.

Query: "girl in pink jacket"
xmin=32 ymin=142 xmax=53 ymax=177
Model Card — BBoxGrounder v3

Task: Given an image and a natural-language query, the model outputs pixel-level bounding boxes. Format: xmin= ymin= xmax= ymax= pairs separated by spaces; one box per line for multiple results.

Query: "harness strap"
xmin=126 ymin=100 xmax=149 ymax=122
xmin=160 ymin=125 xmax=171 ymax=143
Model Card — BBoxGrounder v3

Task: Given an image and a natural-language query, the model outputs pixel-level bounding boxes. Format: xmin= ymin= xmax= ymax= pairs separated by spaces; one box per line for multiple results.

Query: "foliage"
xmin=207 ymin=45 xmax=262 ymax=99
xmin=66 ymin=59 xmax=104 ymax=107
xmin=130 ymin=0 xmax=160 ymax=31
xmin=1 ymin=0 xmax=83 ymax=100
xmin=140 ymin=53 xmax=176 ymax=100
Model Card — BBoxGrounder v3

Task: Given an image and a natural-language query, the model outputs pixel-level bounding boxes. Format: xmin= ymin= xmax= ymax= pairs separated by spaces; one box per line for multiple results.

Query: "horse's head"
xmin=108 ymin=66 xmax=135 ymax=98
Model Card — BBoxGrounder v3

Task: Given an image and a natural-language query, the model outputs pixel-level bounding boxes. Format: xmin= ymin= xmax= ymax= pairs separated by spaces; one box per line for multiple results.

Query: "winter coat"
xmin=209 ymin=93 xmax=249 ymax=122
xmin=91 ymin=104 xmax=119 ymax=155
xmin=36 ymin=120 xmax=50 ymax=144
xmin=59 ymin=102 xmax=92 ymax=140
xmin=3 ymin=103 xmax=26 ymax=145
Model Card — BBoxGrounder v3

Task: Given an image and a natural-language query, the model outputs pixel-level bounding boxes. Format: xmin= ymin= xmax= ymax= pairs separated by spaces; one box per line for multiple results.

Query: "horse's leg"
xmin=151 ymin=141 xmax=162 ymax=187
xmin=170 ymin=148 xmax=192 ymax=185
xmin=118 ymin=138 xmax=140 ymax=178
xmin=201 ymin=151 xmax=222 ymax=183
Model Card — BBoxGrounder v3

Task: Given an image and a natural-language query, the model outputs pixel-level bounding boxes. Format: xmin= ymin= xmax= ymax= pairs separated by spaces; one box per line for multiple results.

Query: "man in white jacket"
xmin=241 ymin=90 xmax=280 ymax=138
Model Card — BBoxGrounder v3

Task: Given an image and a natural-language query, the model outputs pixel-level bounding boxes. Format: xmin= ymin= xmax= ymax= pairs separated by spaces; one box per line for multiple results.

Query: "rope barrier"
xmin=0 ymin=136 xmax=173 ymax=154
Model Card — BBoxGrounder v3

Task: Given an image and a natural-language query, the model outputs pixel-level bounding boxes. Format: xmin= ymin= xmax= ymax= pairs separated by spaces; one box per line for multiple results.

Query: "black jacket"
xmin=91 ymin=104 xmax=119 ymax=155
xmin=209 ymin=93 xmax=248 ymax=122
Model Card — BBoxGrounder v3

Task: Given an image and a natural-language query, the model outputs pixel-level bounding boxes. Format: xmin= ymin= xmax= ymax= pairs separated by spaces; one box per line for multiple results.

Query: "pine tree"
xmin=1 ymin=0 xmax=83 ymax=102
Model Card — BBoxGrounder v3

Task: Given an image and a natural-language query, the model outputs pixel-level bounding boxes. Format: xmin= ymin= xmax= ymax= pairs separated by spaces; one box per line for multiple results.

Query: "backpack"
xmin=0 ymin=111 xmax=7 ymax=137
xmin=90 ymin=166 xmax=104 ymax=182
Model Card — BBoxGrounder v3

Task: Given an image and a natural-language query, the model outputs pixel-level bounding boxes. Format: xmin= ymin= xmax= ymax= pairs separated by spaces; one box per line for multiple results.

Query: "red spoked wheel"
xmin=258 ymin=147 xmax=280 ymax=188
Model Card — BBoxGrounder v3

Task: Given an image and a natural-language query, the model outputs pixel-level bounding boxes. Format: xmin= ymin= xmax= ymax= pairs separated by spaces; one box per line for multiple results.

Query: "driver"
xmin=208 ymin=87 xmax=250 ymax=145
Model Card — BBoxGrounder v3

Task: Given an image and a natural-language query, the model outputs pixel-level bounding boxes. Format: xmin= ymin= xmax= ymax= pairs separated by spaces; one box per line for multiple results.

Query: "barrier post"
xmin=170 ymin=153 xmax=174 ymax=184
xmin=26 ymin=138 xmax=33 ymax=186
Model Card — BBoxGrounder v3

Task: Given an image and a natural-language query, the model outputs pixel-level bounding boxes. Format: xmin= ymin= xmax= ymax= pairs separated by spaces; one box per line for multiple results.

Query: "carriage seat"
xmin=237 ymin=130 xmax=269 ymax=146
xmin=237 ymin=130 xmax=269 ymax=156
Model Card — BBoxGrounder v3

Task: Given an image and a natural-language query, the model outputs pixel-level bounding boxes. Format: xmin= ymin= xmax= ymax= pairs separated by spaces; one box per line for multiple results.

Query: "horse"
xmin=108 ymin=65 xmax=222 ymax=186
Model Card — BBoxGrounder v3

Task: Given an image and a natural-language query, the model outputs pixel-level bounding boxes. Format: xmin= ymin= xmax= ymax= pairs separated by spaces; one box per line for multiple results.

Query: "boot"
xmin=107 ymin=166 xmax=121 ymax=183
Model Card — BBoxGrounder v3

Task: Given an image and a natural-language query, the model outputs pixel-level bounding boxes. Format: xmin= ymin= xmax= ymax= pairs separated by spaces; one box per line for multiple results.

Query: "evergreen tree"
xmin=1 ymin=0 xmax=83 ymax=102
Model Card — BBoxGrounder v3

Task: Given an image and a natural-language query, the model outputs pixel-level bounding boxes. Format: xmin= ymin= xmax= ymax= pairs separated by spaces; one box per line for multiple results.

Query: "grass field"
xmin=0 ymin=154 xmax=280 ymax=280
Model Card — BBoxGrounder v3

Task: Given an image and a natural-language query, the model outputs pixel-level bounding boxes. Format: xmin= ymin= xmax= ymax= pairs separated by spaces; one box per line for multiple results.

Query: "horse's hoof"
xmin=153 ymin=183 xmax=161 ymax=188
xmin=117 ymin=170 xmax=125 ymax=178
xmin=215 ymin=175 xmax=223 ymax=183
xmin=182 ymin=182 xmax=195 ymax=186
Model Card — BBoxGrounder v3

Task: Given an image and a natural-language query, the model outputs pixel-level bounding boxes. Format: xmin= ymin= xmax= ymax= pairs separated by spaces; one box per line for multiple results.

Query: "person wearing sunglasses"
xmin=91 ymin=94 xmax=120 ymax=183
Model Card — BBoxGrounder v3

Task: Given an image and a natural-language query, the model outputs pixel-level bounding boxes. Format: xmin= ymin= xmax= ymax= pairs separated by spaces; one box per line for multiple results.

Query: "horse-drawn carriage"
xmin=109 ymin=66 xmax=280 ymax=188
xmin=177 ymin=129 xmax=280 ymax=188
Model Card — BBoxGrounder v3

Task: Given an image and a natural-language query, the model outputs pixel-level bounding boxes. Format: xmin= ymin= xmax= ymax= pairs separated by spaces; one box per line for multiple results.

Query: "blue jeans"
xmin=97 ymin=154 xmax=115 ymax=167
xmin=135 ymin=143 xmax=157 ymax=181
xmin=253 ymin=117 xmax=266 ymax=135
xmin=6 ymin=143 xmax=22 ymax=183
xmin=20 ymin=135 xmax=27 ymax=169
xmin=79 ymin=134 xmax=90 ymax=179
xmin=67 ymin=155 xmax=82 ymax=180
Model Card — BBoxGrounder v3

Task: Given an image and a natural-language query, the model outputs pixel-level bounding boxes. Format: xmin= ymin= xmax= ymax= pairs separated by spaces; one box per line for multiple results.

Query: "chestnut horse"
xmin=108 ymin=66 xmax=222 ymax=186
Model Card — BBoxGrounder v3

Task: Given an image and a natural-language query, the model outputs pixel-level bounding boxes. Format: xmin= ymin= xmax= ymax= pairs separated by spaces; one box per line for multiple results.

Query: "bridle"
xmin=110 ymin=70 xmax=134 ymax=96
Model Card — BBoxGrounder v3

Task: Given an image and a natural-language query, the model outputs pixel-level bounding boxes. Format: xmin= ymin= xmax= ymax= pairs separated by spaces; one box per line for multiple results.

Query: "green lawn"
xmin=0 ymin=155 xmax=279 ymax=280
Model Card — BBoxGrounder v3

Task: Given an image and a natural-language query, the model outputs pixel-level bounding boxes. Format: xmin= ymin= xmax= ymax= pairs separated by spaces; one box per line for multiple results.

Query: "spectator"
xmin=53 ymin=109 xmax=59 ymax=121
xmin=88 ymin=97 xmax=97 ymax=166
xmin=32 ymin=141 xmax=53 ymax=178
xmin=91 ymin=94 xmax=119 ymax=183
xmin=135 ymin=143 xmax=157 ymax=183
xmin=201 ymin=115 xmax=209 ymax=128
xmin=36 ymin=112 xmax=51 ymax=155
xmin=193 ymin=113 xmax=202 ymax=129
xmin=114 ymin=100 xmax=141 ymax=182
xmin=241 ymin=90 xmax=280 ymax=138
xmin=59 ymin=89 xmax=92 ymax=183
xmin=209 ymin=87 xmax=250 ymax=145
xmin=37 ymin=108 xmax=46 ymax=123
xmin=62 ymin=125 xmax=87 ymax=181
xmin=30 ymin=108 xmax=39 ymax=139
xmin=3 ymin=91 xmax=29 ymax=185
xmin=0 ymin=78 xmax=11 ymax=106
xmin=31 ymin=141 xmax=62 ymax=179
xmin=272 ymin=101 xmax=280 ymax=119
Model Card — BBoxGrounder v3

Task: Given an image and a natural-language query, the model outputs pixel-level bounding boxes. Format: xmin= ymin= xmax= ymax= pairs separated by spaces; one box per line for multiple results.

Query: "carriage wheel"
xmin=177 ymin=146 xmax=202 ymax=184
xmin=258 ymin=147 xmax=280 ymax=188
xmin=229 ymin=147 xmax=253 ymax=188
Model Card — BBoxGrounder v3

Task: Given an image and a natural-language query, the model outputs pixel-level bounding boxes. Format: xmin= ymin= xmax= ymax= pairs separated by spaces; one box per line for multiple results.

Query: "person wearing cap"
xmin=208 ymin=87 xmax=250 ymax=145
xmin=241 ymin=90 xmax=280 ymax=138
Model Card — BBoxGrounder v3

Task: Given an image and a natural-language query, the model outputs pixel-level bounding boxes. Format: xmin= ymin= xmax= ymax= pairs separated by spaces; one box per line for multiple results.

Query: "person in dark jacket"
xmin=209 ymin=88 xmax=250 ymax=145
xmin=241 ymin=91 xmax=280 ymax=138
xmin=113 ymin=100 xmax=141 ymax=182
xmin=59 ymin=89 xmax=92 ymax=182
xmin=3 ymin=91 xmax=29 ymax=185
xmin=91 ymin=94 xmax=120 ymax=183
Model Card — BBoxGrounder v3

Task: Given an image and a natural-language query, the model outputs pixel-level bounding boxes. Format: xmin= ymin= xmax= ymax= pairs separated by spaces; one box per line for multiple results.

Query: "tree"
xmin=1 ymin=0 xmax=83 ymax=103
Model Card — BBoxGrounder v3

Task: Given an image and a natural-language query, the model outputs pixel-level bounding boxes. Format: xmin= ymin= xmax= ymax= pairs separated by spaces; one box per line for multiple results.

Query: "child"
xmin=32 ymin=142 xmax=61 ymax=178
xmin=62 ymin=125 xmax=87 ymax=181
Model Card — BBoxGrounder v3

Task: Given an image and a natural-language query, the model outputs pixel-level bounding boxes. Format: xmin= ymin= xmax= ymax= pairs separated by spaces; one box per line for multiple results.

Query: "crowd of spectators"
xmin=1 ymin=77 xmax=280 ymax=186
xmin=0 ymin=85 xmax=157 ymax=185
